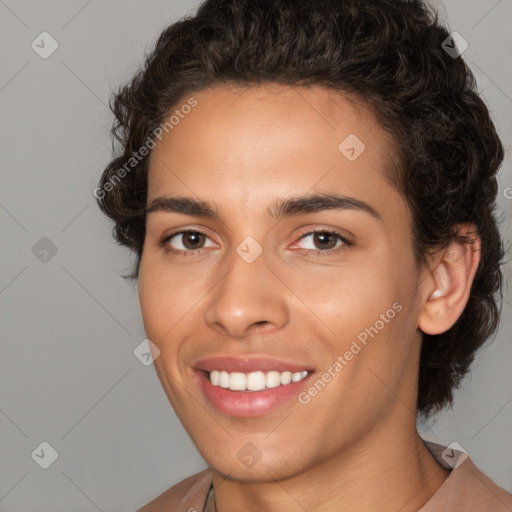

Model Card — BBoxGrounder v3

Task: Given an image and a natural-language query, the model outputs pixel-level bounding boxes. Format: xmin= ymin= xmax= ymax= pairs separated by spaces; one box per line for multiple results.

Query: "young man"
xmin=96 ymin=0 xmax=511 ymax=510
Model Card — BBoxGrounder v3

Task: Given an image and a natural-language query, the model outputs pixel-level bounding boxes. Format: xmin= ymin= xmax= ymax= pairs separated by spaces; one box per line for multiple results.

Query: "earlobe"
xmin=418 ymin=225 xmax=481 ymax=336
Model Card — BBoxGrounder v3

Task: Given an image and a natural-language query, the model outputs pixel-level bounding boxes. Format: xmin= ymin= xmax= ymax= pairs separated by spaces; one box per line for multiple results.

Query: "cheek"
xmin=282 ymin=256 xmax=398 ymax=334
xmin=315 ymin=252 xmax=417 ymax=370
xmin=138 ymin=257 xmax=205 ymax=377
xmin=138 ymin=258 xmax=178 ymax=341
xmin=342 ymin=259 xmax=421 ymax=383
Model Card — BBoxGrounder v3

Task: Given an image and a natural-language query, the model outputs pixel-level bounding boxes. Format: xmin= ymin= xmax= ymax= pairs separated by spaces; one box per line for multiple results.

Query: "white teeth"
xmin=219 ymin=371 xmax=230 ymax=388
xmin=210 ymin=370 xmax=220 ymax=386
xmin=247 ymin=371 xmax=266 ymax=391
xmin=292 ymin=371 xmax=308 ymax=382
xmin=280 ymin=371 xmax=292 ymax=385
xmin=208 ymin=369 xmax=309 ymax=391
xmin=229 ymin=372 xmax=246 ymax=391
xmin=265 ymin=371 xmax=281 ymax=388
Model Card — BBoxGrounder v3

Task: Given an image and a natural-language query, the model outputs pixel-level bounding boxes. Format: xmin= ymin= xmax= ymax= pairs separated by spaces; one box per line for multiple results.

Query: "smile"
xmin=193 ymin=356 xmax=315 ymax=417
xmin=209 ymin=370 xmax=309 ymax=391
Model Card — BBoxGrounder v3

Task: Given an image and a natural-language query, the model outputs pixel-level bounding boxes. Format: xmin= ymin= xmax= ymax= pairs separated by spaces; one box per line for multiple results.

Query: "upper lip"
xmin=194 ymin=356 xmax=314 ymax=373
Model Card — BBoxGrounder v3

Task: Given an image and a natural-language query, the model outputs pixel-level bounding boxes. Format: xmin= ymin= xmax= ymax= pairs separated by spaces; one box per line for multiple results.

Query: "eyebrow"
xmin=146 ymin=193 xmax=382 ymax=221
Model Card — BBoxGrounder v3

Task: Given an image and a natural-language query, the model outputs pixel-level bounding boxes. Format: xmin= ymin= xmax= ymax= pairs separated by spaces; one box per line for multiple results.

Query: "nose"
xmin=204 ymin=250 xmax=290 ymax=339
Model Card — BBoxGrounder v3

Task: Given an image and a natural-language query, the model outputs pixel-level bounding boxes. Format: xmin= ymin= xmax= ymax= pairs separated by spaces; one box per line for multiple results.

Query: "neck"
xmin=212 ymin=423 xmax=449 ymax=512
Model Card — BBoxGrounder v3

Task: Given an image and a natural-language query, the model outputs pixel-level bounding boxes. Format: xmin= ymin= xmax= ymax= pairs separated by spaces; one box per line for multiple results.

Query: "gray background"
xmin=1 ymin=0 xmax=511 ymax=510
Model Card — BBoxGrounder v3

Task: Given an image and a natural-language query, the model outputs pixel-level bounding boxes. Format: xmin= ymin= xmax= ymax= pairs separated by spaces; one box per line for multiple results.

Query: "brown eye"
xmin=162 ymin=230 xmax=216 ymax=253
xmin=312 ymin=232 xmax=338 ymax=250
xmin=295 ymin=229 xmax=353 ymax=255
xmin=295 ymin=230 xmax=346 ymax=252
xmin=181 ymin=231 xmax=206 ymax=249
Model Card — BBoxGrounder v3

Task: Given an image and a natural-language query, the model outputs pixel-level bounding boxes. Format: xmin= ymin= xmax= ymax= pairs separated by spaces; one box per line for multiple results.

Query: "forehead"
xmin=146 ymin=83 xmax=402 ymax=222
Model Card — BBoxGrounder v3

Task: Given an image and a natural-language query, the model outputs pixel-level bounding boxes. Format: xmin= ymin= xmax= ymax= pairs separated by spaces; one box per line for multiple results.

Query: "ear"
xmin=418 ymin=224 xmax=481 ymax=336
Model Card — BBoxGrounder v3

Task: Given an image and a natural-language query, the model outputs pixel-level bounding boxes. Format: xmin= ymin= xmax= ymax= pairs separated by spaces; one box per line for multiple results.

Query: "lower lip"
xmin=196 ymin=371 xmax=313 ymax=417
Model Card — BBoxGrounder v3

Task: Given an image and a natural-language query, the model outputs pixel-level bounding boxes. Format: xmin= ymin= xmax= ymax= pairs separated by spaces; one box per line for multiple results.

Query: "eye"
xmin=160 ymin=230 xmax=216 ymax=254
xmin=293 ymin=230 xmax=352 ymax=254
xmin=159 ymin=228 xmax=352 ymax=257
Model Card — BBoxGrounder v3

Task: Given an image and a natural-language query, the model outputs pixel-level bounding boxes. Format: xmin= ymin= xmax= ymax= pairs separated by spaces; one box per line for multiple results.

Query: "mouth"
xmin=193 ymin=356 xmax=314 ymax=417
xmin=209 ymin=369 xmax=309 ymax=391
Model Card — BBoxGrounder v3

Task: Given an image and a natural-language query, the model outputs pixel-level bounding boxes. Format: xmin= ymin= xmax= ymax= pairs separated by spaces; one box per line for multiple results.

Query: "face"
xmin=138 ymin=84 xmax=425 ymax=481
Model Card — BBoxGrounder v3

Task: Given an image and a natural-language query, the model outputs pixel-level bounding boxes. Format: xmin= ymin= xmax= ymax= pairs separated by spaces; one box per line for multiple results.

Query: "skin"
xmin=138 ymin=83 xmax=480 ymax=512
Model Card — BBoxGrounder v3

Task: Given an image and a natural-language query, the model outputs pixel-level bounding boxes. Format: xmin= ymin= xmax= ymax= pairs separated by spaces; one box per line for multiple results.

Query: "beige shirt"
xmin=138 ymin=440 xmax=512 ymax=511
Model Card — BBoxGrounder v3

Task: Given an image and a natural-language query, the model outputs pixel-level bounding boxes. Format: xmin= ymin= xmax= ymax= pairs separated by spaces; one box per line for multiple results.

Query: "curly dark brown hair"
xmin=95 ymin=0 xmax=505 ymax=418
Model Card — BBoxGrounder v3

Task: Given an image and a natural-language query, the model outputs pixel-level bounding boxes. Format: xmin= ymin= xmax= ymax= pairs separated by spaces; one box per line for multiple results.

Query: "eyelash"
xmin=159 ymin=229 xmax=353 ymax=257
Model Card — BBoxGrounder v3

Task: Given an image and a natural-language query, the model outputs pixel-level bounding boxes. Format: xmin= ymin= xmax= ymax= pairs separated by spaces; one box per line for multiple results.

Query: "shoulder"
xmin=422 ymin=440 xmax=512 ymax=512
xmin=461 ymin=459 xmax=512 ymax=511
xmin=137 ymin=468 xmax=212 ymax=512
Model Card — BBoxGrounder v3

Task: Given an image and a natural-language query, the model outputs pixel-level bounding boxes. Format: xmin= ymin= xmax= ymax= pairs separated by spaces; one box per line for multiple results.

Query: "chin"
xmin=199 ymin=442 xmax=306 ymax=483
